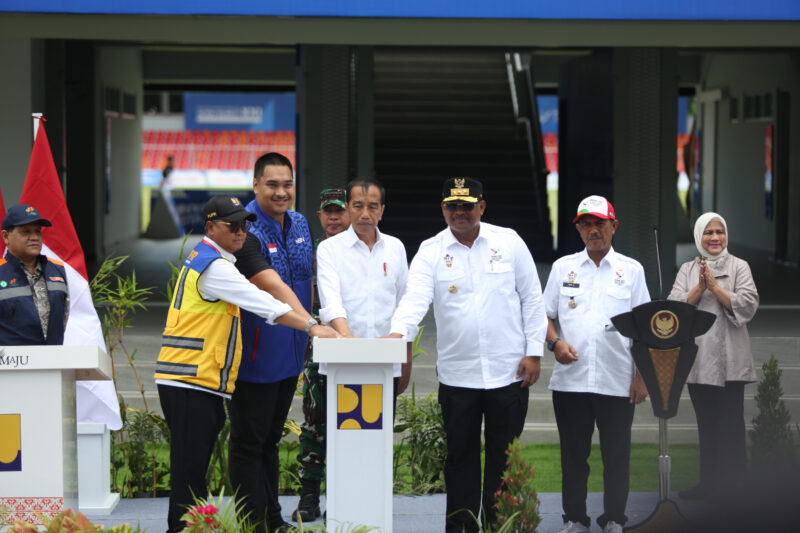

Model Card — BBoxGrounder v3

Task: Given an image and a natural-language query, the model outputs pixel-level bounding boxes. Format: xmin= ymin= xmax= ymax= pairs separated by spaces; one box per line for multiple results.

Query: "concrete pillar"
xmin=296 ymin=45 xmax=374 ymax=235
xmin=296 ymin=45 xmax=349 ymax=223
xmin=0 ymin=37 xmax=35 ymax=203
xmin=612 ymin=48 xmax=678 ymax=298
xmin=355 ymin=46 xmax=375 ymax=179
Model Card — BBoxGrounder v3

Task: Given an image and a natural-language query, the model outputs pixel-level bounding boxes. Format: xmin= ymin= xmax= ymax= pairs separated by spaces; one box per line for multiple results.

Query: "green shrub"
xmin=124 ymin=408 xmax=170 ymax=497
xmin=493 ymin=438 xmax=540 ymax=532
xmin=392 ymin=385 xmax=447 ymax=494
xmin=750 ymin=355 xmax=795 ymax=467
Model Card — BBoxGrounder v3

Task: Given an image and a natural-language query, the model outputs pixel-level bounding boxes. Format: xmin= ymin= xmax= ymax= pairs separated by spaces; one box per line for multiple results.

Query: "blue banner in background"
xmin=678 ymin=96 xmax=691 ymax=134
xmin=2 ymin=0 xmax=799 ymax=20
xmin=184 ymin=92 xmax=295 ymax=131
xmin=537 ymin=95 xmax=559 ymax=134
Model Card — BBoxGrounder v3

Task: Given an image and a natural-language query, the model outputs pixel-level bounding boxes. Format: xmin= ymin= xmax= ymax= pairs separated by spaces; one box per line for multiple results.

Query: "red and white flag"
xmin=0 ymin=185 xmax=6 ymax=258
xmin=20 ymin=120 xmax=122 ymax=430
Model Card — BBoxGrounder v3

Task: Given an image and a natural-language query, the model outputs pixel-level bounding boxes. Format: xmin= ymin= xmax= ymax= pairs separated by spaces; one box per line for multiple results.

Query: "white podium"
xmin=313 ymin=338 xmax=406 ymax=533
xmin=0 ymin=345 xmax=112 ymax=524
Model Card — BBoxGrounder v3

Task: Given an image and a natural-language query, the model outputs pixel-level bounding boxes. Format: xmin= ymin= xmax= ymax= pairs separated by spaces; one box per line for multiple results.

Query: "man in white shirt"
xmin=316 ymin=178 xmax=412 ymax=393
xmin=155 ymin=196 xmax=338 ymax=533
xmin=543 ymin=195 xmax=650 ymax=533
xmin=389 ymin=177 xmax=547 ymax=533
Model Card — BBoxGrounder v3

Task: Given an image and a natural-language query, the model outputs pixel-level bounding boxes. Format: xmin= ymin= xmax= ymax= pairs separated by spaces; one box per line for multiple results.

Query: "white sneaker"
xmin=556 ymin=521 xmax=588 ymax=533
xmin=603 ymin=521 xmax=623 ymax=533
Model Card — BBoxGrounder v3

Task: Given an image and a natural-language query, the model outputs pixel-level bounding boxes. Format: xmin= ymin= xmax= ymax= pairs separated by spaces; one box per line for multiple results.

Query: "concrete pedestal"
xmin=313 ymin=338 xmax=405 ymax=533
xmin=77 ymin=422 xmax=120 ymax=514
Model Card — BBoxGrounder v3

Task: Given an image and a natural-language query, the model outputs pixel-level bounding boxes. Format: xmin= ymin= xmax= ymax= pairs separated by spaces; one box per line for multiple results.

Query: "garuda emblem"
xmin=650 ymin=310 xmax=679 ymax=340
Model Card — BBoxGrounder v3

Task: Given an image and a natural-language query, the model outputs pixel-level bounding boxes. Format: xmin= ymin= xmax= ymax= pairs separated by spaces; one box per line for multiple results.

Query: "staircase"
xmin=373 ymin=48 xmax=553 ymax=259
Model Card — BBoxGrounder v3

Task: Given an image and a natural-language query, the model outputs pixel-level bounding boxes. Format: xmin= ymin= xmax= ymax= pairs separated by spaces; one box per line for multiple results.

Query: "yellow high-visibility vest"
xmin=154 ymin=241 xmax=242 ymax=394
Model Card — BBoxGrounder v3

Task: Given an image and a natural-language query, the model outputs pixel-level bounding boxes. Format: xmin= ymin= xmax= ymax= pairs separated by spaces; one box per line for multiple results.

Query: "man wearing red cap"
xmin=543 ymin=195 xmax=650 ymax=533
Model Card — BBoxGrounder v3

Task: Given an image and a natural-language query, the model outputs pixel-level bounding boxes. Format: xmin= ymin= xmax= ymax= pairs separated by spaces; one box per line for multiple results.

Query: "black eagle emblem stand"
xmin=612 ymin=300 xmax=715 ymax=532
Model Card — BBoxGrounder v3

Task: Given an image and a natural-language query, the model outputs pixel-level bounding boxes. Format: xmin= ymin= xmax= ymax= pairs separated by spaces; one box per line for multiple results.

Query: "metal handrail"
xmin=505 ymin=52 xmax=548 ymax=228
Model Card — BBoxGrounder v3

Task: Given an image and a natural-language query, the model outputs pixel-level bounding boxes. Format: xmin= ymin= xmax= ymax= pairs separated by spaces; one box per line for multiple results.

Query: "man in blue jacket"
xmin=229 ymin=152 xmax=314 ymax=533
xmin=0 ymin=204 xmax=68 ymax=346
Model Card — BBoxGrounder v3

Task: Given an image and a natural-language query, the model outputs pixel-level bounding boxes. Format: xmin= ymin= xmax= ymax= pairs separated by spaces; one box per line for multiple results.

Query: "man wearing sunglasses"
xmin=155 ymin=195 xmax=338 ymax=533
xmin=389 ymin=177 xmax=547 ymax=532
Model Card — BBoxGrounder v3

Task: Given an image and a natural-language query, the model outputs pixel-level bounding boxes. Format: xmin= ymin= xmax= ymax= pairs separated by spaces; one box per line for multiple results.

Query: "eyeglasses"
xmin=216 ymin=220 xmax=251 ymax=233
xmin=444 ymin=203 xmax=476 ymax=212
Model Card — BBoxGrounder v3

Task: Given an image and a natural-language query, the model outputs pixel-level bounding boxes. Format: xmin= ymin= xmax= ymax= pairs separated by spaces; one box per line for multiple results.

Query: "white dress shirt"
xmin=316 ymin=225 xmax=409 ymax=376
xmin=197 ymin=237 xmax=292 ymax=323
xmin=157 ymin=236 xmax=293 ymax=396
xmin=390 ymin=222 xmax=547 ymax=390
xmin=544 ymin=247 xmax=651 ymax=397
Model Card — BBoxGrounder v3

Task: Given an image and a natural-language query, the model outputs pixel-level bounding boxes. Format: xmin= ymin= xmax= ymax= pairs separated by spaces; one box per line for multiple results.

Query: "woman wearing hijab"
xmin=668 ymin=212 xmax=759 ymax=500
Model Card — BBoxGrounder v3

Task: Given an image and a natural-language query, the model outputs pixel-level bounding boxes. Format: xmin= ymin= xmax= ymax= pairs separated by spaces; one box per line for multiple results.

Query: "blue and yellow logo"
xmin=337 ymin=384 xmax=382 ymax=430
xmin=0 ymin=414 xmax=22 ymax=471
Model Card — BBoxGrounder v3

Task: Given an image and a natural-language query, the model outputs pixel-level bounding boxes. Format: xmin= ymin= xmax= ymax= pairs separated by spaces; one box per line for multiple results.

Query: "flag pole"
xmin=21 ymin=116 xmax=122 ymax=431
xmin=32 ymin=112 xmax=43 ymax=141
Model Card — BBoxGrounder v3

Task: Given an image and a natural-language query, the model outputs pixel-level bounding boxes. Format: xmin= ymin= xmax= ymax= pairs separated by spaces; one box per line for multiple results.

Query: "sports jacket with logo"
xmin=238 ymin=202 xmax=313 ymax=383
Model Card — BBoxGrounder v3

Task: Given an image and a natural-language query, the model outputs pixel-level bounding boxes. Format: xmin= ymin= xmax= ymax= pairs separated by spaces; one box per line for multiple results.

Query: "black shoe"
xmin=678 ymin=484 xmax=706 ymax=500
xmin=291 ymin=492 xmax=321 ymax=522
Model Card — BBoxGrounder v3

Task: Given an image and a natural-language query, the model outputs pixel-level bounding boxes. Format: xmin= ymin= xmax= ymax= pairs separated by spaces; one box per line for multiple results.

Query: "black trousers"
xmin=228 ymin=377 xmax=298 ymax=531
xmin=688 ymin=381 xmax=747 ymax=492
xmin=552 ymin=391 xmax=635 ymax=528
xmin=438 ymin=382 xmax=529 ymax=533
xmin=158 ymin=384 xmax=226 ymax=533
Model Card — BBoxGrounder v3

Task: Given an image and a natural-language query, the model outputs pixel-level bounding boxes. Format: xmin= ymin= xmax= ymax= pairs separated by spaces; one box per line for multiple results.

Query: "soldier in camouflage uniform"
xmin=293 ymin=188 xmax=350 ymax=522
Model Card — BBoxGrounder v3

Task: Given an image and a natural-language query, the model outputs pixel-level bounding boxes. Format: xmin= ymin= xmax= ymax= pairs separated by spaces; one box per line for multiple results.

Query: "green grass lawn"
xmin=521 ymin=443 xmax=699 ymax=492
xmin=112 ymin=441 xmax=700 ymax=496
xmin=389 ymin=442 xmax=699 ymax=494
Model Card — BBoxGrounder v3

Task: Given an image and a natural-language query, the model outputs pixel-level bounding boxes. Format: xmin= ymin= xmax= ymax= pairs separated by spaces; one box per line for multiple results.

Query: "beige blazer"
xmin=668 ymin=254 xmax=759 ymax=386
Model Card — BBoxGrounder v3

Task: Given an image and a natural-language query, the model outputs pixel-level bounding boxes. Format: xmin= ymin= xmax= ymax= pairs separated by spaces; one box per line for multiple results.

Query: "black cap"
xmin=202 ymin=196 xmax=256 ymax=223
xmin=2 ymin=204 xmax=53 ymax=231
xmin=442 ymin=177 xmax=483 ymax=203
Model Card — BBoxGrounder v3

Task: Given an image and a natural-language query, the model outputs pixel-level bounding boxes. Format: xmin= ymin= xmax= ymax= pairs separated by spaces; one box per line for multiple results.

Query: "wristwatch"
xmin=304 ymin=317 xmax=319 ymax=334
xmin=547 ymin=337 xmax=562 ymax=352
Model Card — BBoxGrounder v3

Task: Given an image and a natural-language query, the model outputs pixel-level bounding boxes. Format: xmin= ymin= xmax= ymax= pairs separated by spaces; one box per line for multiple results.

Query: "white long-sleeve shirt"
xmin=544 ymin=247 xmax=651 ymax=397
xmin=197 ymin=237 xmax=292 ymax=323
xmin=156 ymin=236 xmax=292 ymax=397
xmin=390 ymin=222 xmax=547 ymax=390
xmin=317 ymin=225 xmax=409 ymax=376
